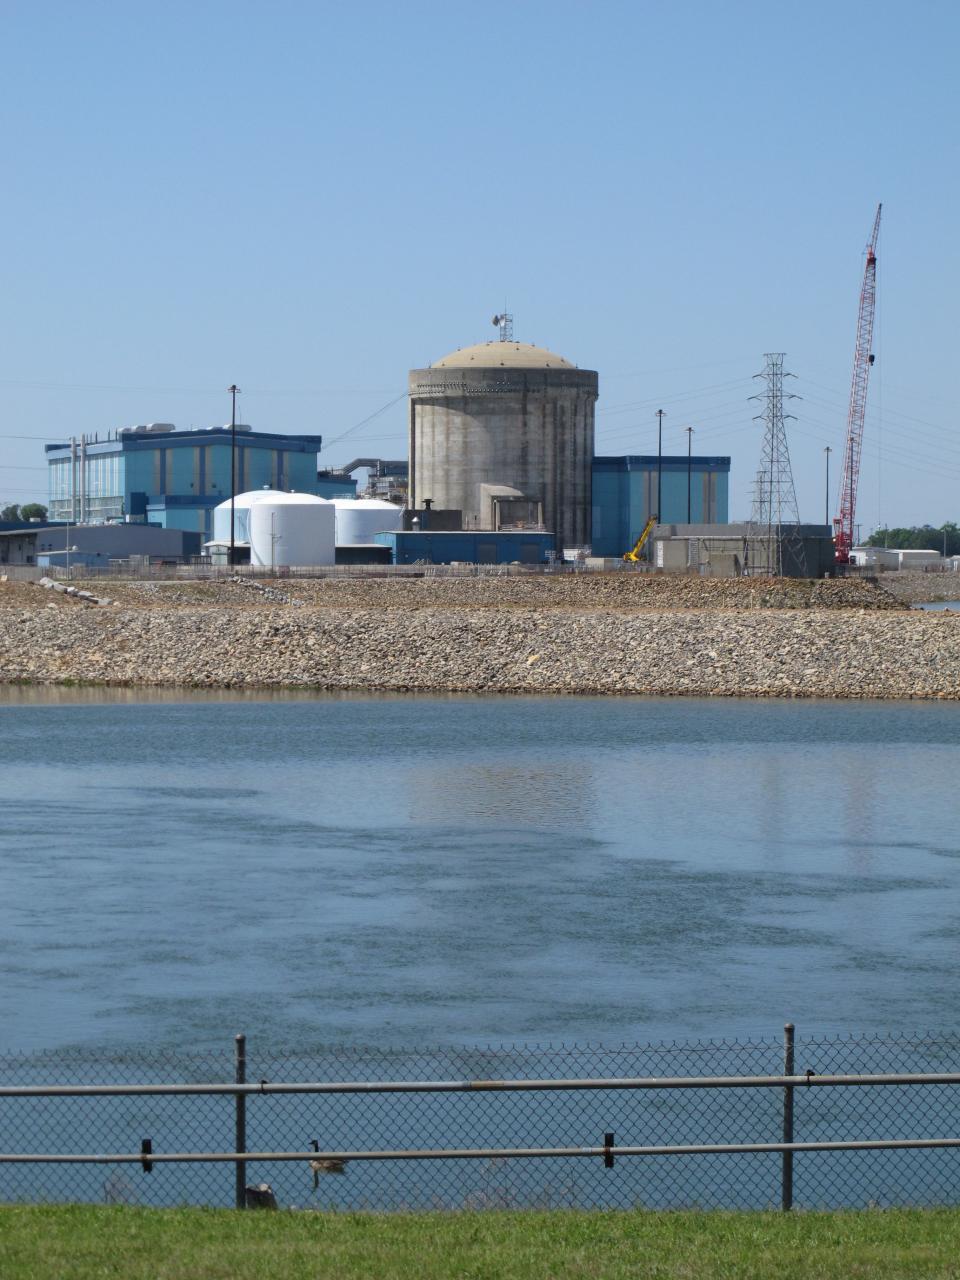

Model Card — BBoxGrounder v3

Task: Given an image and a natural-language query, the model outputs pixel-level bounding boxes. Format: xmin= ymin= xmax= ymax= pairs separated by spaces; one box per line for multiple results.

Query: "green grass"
xmin=3 ymin=1205 xmax=960 ymax=1279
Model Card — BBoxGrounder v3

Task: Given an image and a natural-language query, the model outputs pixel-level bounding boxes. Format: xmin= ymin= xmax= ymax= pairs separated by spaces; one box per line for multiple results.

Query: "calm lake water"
xmin=2 ymin=691 xmax=959 ymax=1052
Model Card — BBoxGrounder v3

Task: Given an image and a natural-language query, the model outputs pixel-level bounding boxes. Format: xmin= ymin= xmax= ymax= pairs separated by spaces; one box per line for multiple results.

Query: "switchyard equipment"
xmin=833 ymin=204 xmax=882 ymax=564
xmin=409 ymin=340 xmax=598 ymax=550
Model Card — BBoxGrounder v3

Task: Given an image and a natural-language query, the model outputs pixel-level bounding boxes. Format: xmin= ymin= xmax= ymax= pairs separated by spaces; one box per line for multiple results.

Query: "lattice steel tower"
xmin=491 ymin=312 xmax=514 ymax=342
xmin=747 ymin=353 xmax=805 ymax=576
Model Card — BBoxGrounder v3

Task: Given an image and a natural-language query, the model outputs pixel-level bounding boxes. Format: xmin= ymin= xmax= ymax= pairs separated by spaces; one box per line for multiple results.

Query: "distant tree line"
xmin=866 ymin=523 xmax=960 ymax=556
xmin=1 ymin=503 xmax=48 ymax=522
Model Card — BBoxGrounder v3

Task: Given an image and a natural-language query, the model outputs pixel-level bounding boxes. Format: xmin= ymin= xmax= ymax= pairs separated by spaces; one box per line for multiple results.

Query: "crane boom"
xmin=834 ymin=203 xmax=882 ymax=563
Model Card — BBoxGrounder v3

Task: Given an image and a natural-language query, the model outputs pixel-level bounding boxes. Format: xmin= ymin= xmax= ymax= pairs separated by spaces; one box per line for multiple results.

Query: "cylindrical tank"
xmin=248 ymin=493 xmax=335 ymax=567
xmin=332 ymin=498 xmax=404 ymax=546
xmin=408 ymin=341 xmax=598 ymax=549
xmin=212 ymin=489 xmax=286 ymax=546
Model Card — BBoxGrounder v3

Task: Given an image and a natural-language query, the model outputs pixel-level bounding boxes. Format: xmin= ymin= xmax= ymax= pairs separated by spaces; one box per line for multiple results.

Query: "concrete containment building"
xmin=409 ymin=341 xmax=598 ymax=549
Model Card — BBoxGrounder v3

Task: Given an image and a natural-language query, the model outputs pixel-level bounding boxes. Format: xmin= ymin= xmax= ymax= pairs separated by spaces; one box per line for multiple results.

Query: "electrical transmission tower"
xmin=747 ymin=353 xmax=805 ymax=577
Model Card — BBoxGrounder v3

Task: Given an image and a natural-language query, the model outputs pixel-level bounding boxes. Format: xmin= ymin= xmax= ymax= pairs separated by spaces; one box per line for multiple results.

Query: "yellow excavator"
xmin=623 ymin=515 xmax=657 ymax=563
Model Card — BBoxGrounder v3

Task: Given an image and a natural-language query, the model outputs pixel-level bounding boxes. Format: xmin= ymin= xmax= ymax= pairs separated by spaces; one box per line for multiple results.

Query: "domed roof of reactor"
xmin=431 ymin=341 xmax=574 ymax=370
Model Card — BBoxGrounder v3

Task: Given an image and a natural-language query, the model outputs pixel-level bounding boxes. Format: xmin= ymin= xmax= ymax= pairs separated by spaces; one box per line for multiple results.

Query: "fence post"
xmin=235 ymin=1033 xmax=247 ymax=1210
xmin=782 ymin=1022 xmax=795 ymax=1211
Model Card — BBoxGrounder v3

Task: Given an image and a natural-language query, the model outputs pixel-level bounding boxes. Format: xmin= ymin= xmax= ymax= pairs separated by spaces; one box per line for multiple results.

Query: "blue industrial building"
xmin=591 ymin=455 xmax=730 ymax=558
xmin=374 ymin=530 xmax=556 ymax=565
xmin=40 ymin=423 xmax=731 ymax=565
xmin=45 ymin=425 xmax=354 ymax=539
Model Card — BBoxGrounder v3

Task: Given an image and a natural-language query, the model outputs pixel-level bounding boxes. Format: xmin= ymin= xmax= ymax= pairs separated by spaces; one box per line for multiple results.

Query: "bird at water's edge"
xmin=310 ymin=1138 xmax=348 ymax=1188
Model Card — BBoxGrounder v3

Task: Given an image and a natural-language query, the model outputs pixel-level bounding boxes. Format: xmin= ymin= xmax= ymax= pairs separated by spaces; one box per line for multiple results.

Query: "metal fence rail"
xmin=2 ymin=1027 xmax=959 ymax=1212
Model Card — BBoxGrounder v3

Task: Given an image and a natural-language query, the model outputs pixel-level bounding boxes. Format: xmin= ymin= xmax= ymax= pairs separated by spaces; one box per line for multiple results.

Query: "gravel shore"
xmin=1 ymin=573 xmax=958 ymax=699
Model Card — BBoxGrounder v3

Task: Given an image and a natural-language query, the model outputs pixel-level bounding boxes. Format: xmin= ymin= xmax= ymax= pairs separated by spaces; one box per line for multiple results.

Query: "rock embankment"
xmin=876 ymin=571 xmax=960 ymax=606
xmin=92 ymin=572 xmax=904 ymax=612
xmin=1 ymin=594 xmax=958 ymax=699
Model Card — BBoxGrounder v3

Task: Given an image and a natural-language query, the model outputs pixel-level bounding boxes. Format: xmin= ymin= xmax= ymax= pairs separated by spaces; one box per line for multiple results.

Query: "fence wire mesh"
xmin=1 ymin=1031 xmax=959 ymax=1212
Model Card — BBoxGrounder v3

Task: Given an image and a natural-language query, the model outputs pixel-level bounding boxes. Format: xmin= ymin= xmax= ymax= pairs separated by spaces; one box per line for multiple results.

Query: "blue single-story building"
xmin=374 ymin=530 xmax=555 ymax=565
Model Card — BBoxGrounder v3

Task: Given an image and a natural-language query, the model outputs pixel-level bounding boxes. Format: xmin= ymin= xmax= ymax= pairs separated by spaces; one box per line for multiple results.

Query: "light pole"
xmin=228 ymin=384 xmax=240 ymax=565
xmin=655 ymin=409 xmax=665 ymax=520
xmin=823 ymin=446 xmax=832 ymax=529
xmin=685 ymin=427 xmax=694 ymax=523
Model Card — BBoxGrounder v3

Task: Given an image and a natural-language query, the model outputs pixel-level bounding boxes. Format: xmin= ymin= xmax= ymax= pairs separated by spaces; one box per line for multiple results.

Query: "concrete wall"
xmin=409 ymin=366 xmax=597 ymax=550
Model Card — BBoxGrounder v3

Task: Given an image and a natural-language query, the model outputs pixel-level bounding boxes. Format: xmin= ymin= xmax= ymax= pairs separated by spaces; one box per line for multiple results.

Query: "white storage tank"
xmin=333 ymin=498 xmax=403 ymax=546
xmin=249 ymin=492 xmax=335 ymax=567
xmin=212 ymin=489 xmax=287 ymax=546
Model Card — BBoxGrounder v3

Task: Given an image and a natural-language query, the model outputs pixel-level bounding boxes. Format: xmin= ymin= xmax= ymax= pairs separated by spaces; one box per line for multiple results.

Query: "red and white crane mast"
xmin=834 ymin=203 xmax=885 ymax=560
xmin=834 ymin=203 xmax=882 ymax=563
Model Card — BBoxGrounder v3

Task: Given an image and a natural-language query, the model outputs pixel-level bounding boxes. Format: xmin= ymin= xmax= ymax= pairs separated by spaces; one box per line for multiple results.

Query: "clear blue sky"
xmin=1 ymin=0 xmax=956 ymax=530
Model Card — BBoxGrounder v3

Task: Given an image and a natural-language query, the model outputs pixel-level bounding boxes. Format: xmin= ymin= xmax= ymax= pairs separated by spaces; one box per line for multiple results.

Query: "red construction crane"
xmin=833 ymin=203 xmax=882 ymax=563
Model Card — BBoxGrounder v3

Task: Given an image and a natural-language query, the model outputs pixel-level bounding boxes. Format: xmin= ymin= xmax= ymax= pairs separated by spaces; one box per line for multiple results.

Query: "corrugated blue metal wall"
xmin=47 ymin=430 xmax=326 ymax=539
xmin=591 ymin=456 xmax=730 ymax=558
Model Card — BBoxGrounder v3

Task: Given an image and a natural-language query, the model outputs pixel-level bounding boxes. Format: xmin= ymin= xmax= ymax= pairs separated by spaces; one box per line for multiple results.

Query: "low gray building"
xmin=0 ymin=523 xmax=201 ymax=568
xmin=649 ymin=523 xmax=835 ymax=579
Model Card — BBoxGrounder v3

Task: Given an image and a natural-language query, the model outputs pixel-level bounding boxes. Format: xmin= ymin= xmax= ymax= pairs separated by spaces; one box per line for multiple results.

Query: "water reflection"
xmin=0 ymin=695 xmax=958 ymax=1051
xmin=411 ymin=761 xmax=594 ymax=828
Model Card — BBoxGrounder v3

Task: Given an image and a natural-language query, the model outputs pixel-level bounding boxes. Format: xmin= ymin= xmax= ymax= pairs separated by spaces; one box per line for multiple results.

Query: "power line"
xmin=318 ymin=393 xmax=406 ymax=454
xmin=598 ymin=376 xmax=753 ymax=416
xmin=0 ymin=379 xmax=400 ymax=396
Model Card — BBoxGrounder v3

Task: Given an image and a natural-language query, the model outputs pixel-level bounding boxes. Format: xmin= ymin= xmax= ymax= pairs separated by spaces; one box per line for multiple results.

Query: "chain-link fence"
xmin=6 ymin=560 xmax=616 ymax=583
xmin=2 ymin=1028 xmax=959 ymax=1212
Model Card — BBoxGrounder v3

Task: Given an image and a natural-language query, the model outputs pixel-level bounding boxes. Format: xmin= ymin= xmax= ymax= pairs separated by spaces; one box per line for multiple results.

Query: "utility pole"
xmin=824 ymin=446 xmax=832 ymax=528
xmin=685 ymin=427 xmax=694 ymax=523
xmin=228 ymin=384 xmax=240 ymax=565
xmin=655 ymin=409 xmax=665 ymax=520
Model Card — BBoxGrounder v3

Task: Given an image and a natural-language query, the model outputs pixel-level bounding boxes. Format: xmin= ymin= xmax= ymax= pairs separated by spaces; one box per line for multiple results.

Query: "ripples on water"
xmin=1 ymin=691 xmax=959 ymax=1050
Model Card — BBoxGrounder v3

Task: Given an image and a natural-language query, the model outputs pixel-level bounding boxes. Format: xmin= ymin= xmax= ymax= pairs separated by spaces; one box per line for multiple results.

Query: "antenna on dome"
xmin=492 ymin=312 xmax=514 ymax=342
